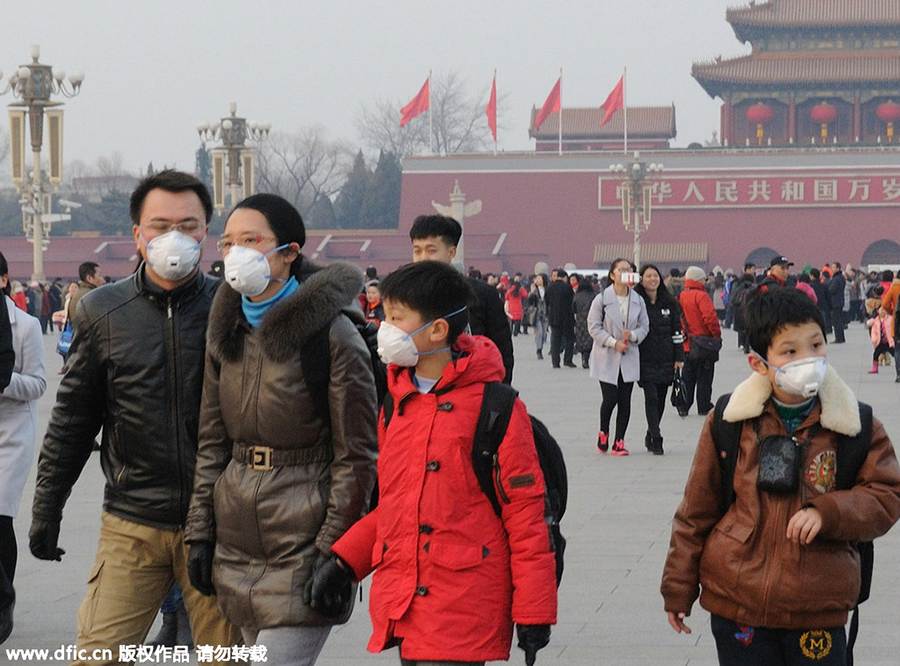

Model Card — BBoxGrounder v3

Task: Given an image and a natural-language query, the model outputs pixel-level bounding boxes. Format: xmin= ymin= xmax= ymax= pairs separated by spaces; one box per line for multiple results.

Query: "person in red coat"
xmin=311 ymin=261 xmax=557 ymax=665
xmin=504 ymin=276 xmax=527 ymax=337
xmin=679 ymin=266 xmax=722 ymax=416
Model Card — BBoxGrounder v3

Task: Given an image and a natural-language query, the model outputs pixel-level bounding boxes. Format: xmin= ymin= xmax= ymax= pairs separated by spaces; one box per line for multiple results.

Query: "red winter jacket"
xmin=332 ymin=334 xmax=557 ymax=662
xmin=505 ymin=285 xmax=526 ymax=320
xmin=679 ymin=279 xmax=721 ymax=354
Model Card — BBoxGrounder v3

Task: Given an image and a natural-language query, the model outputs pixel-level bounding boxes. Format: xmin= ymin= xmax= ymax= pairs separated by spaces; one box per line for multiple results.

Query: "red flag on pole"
xmin=600 ymin=75 xmax=624 ymax=126
xmin=400 ymin=78 xmax=430 ymax=127
xmin=486 ymin=74 xmax=497 ymax=142
xmin=533 ymin=77 xmax=561 ymax=131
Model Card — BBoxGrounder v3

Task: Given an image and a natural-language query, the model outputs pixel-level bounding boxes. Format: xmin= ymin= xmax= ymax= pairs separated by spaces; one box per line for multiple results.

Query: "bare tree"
xmin=255 ymin=127 xmax=350 ymax=226
xmin=356 ymin=70 xmax=498 ymax=158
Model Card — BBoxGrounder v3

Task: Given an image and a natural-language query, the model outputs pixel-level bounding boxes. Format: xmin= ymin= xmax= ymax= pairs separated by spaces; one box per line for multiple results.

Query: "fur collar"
xmin=207 ymin=257 xmax=364 ymax=363
xmin=722 ymin=365 xmax=861 ymax=436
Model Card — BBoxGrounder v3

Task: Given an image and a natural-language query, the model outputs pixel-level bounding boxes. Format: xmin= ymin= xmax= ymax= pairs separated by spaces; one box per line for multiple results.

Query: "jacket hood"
xmin=388 ymin=333 xmax=505 ymax=395
xmin=207 ymin=257 xmax=364 ymax=363
xmin=683 ymin=279 xmax=706 ymax=291
xmin=722 ymin=365 xmax=860 ymax=436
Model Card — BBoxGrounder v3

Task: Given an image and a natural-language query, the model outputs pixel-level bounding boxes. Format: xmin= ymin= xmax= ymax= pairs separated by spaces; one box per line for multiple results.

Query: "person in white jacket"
xmin=588 ymin=258 xmax=649 ymax=456
xmin=0 ymin=250 xmax=47 ymax=644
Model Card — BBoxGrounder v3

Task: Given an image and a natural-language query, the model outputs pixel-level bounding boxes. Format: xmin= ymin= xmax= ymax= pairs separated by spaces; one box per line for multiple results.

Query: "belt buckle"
xmin=250 ymin=446 xmax=273 ymax=471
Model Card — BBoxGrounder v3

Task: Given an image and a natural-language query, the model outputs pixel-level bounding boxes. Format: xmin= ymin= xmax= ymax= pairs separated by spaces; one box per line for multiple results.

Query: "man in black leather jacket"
xmin=29 ymin=171 xmax=240 ymax=665
xmin=409 ymin=214 xmax=514 ymax=384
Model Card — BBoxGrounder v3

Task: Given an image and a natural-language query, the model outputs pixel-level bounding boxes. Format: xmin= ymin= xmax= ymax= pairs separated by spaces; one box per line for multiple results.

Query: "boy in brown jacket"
xmin=661 ymin=286 xmax=900 ymax=665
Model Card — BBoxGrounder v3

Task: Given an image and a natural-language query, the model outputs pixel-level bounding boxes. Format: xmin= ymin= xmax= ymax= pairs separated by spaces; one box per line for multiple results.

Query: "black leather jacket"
xmin=33 ymin=267 xmax=220 ymax=531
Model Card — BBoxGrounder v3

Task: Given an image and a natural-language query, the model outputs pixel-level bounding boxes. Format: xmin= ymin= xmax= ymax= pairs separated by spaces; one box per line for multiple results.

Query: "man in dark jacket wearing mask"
xmin=29 ymin=171 xmax=240 ymax=665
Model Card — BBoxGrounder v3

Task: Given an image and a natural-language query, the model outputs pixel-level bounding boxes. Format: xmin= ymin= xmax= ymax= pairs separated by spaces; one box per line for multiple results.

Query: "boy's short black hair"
xmin=380 ymin=261 xmax=472 ymax=344
xmin=745 ymin=286 xmax=827 ymax=358
xmin=409 ymin=215 xmax=462 ymax=247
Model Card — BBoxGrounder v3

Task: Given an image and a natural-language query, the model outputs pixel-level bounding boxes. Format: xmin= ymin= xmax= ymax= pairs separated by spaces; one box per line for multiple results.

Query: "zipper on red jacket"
xmin=493 ymin=453 xmax=511 ymax=505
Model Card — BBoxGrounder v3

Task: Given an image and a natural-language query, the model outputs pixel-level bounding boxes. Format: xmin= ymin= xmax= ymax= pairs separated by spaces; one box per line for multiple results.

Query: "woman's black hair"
xmin=608 ymin=257 xmax=635 ymax=274
xmin=230 ymin=193 xmax=306 ymax=280
xmin=576 ymin=277 xmax=593 ymax=293
xmin=635 ymin=264 xmax=679 ymax=311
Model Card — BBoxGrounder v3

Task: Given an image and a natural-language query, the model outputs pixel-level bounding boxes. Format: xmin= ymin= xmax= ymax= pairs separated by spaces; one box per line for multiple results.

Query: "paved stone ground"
xmin=6 ymin=321 xmax=900 ymax=665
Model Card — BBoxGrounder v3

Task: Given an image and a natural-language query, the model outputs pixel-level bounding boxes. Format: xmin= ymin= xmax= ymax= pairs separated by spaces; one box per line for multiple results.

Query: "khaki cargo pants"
xmin=73 ymin=511 xmax=241 ymax=666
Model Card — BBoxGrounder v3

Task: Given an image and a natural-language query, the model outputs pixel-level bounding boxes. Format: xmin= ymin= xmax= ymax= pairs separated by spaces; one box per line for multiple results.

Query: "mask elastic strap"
xmin=404 ymin=305 xmax=468 ymax=340
xmin=262 ymin=243 xmax=291 ymax=284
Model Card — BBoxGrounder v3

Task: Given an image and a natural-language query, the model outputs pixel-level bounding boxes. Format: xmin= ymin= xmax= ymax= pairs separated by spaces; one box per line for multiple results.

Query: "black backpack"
xmin=300 ymin=308 xmax=388 ymax=425
xmin=711 ymin=393 xmax=874 ymax=666
xmin=384 ymin=381 xmax=568 ymax=586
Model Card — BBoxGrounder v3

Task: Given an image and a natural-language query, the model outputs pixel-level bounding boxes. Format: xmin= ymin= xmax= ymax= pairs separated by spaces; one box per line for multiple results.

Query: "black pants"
xmin=599 ymin=373 xmax=634 ymax=441
xmin=682 ymin=357 xmax=716 ymax=415
xmin=642 ymin=381 xmax=669 ymax=439
xmin=873 ymin=341 xmax=892 ymax=362
xmin=831 ymin=307 xmax=846 ymax=342
xmin=0 ymin=516 xmax=15 ymax=608
xmin=711 ymin=615 xmax=846 ymax=666
xmin=549 ymin=322 xmax=574 ymax=367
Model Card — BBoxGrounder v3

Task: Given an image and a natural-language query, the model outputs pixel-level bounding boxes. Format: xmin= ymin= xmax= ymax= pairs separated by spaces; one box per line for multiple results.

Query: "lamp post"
xmin=197 ymin=103 xmax=270 ymax=211
xmin=608 ymin=152 xmax=663 ymax=271
xmin=2 ymin=45 xmax=84 ymax=282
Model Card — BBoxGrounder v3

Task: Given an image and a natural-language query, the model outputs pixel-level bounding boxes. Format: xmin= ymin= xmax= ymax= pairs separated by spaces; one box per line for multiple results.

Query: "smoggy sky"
xmin=3 ymin=1 xmax=747 ymax=174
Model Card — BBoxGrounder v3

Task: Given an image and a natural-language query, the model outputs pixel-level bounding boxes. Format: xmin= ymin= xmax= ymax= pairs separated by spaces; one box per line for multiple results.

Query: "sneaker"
xmin=536 ymin=349 xmax=543 ymax=360
xmin=597 ymin=432 xmax=609 ymax=453
xmin=610 ymin=440 xmax=629 ymax=456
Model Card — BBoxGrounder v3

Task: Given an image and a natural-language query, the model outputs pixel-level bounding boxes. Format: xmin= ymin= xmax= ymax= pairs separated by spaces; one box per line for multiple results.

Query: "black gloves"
xmin=29 ymin=520 xmax=65 ymax=561
xmin=517 ymin=624 xmax=551 ymax=666
xmin=187 ymin=541 xmax=216 ymax=596
xmin=303 ymin=554 xmax=353 ymax=617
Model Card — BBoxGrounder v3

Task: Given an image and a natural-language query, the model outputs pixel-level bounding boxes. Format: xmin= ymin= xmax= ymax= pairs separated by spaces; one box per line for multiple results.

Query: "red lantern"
xmin=810 ymin=102 xmax=837 ymax=142
xmin=746 ymin=103 xmax=773 ymax=146
xmin=877 ymin=101 xmax=900 ymax=143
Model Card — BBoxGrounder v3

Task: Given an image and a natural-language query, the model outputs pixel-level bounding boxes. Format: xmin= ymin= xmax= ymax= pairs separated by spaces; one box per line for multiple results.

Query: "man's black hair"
xmin=743 ymin=262 xmax=756 ymax=272
xmin=380 ymin=261 xmax=472 ymax=344
xmin=809 ymin=267 xmax=820 ymax=280
xmin=883 ymin=269 xmax=894 ymax=282
xmin=129 ymin=169 xmax=213 ymax=224
xmin=409 ymin=215 xmax=462 ymax=247
xmin=745 ymin=286 xmax=827 ymax=358
xmin=78 ymin=261 xmax=100 ymax=282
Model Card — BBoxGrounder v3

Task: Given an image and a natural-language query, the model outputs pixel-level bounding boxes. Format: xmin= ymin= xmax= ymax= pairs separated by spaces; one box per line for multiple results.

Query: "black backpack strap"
xmin=472 ymin=382 xmax=519 ymax=517
xmin=840 ymin=402 xmax=874 ymax=666
xmin=382 ymin=392 xmax=395 ymax=431
xmin=711 ymin=393 xmax=743 ymax=514
xmin=299 ymin=320 xmax=334 ymax=425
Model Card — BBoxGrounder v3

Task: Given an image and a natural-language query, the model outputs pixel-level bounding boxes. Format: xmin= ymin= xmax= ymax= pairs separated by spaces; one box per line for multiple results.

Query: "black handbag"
xmin=688 ymin=334 xmax=722 ymax=362
xmin=670 ymin=369 xmax=689 ymax=418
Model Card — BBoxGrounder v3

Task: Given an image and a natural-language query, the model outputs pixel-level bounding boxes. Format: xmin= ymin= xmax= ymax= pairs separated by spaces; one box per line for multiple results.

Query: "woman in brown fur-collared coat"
xmin=184 ymin=194 xmax=378 ymax=666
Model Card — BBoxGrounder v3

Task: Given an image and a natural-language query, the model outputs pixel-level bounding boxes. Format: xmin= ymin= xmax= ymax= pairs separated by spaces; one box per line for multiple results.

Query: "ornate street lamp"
xmin=608 ymin=152 xmax=663 ymax=271
xmin=197 ymin=103 xmax=270 ymax=211
xmin=876 ymin=101 xmax=900 ymax=144
xmin=2 ymin=45 xmax=84 ymax=281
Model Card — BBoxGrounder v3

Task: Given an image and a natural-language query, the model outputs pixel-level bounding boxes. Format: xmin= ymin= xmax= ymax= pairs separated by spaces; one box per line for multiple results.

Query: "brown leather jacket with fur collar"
xmin=661 ymin=367 xmax=900 ymax=629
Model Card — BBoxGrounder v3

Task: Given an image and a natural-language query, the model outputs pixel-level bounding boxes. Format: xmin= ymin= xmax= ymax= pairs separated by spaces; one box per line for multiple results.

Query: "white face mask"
xmin=222 ymin=244 xmax=288 ymax=297
xmin=376 ymin=306 xmax=467 ymax=367
xmin=762 ymin=355 xmax=828 ymax=398
xmin=144 ymin=231 xmax=202 ymax=282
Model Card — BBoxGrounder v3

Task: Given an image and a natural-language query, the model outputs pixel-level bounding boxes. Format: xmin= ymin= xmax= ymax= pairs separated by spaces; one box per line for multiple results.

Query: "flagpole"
xmin=623 ymin=67 xmax=628 ymax=155
xmin=558 ymin=67 xmax=563 ymax=155
xmin=493 ymin=69 xmax=498 ymax=156
xmin=428 ymin=70 xmax=433 ymax=155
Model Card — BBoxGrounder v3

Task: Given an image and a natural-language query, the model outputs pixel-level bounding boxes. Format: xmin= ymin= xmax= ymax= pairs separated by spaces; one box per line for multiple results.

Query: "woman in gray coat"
xmin=185 ymin=195 xmax=378 ymax=666
xmin=0 ymin=251 xmax=47 ymax=643
xmin=588 ymin=258 xmax=649 ymax=456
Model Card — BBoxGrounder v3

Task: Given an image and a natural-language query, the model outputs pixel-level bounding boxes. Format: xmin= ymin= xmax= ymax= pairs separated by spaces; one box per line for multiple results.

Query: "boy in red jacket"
xmin=307 ymin=260 xmax=557 ymax=665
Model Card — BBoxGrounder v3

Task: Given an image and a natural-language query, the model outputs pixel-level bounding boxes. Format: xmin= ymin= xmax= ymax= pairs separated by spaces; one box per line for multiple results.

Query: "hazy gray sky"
xmin=5 ymin=1 xmax=746 ymax=174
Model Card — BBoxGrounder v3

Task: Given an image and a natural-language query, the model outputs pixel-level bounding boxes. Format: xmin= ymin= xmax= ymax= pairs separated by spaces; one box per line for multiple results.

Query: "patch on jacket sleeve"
xmin=806 ymin=450 xmax=836 ymax=494
xmin=509 ymin=473 xmax=536 ymax=488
